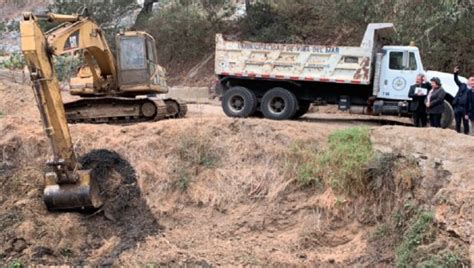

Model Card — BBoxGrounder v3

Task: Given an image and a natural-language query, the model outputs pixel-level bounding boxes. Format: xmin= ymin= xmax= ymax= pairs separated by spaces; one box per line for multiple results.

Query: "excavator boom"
xmin=20 ymin=12 xmax=102 ymax=211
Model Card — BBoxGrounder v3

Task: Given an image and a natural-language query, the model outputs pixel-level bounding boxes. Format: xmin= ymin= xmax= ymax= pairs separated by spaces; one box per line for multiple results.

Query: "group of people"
xmin=409 ymin=67 xmax=474 ymax=134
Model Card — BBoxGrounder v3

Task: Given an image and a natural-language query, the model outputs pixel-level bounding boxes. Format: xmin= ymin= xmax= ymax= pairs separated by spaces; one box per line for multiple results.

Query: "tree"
xmin=135 ymin=0 xmax=158 ymax=27
xmin=46 ymin=0 xmax=140 ymax=52
xmin=245 ymin=0 xmax=251 ymax=11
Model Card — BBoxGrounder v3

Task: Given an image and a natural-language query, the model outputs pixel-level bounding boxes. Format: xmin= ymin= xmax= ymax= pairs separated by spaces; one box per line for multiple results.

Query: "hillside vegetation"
xmin=138 ymin=0 xmax=474 ymax=84
xmin=1 ymin=0 xmax=472 ymax=85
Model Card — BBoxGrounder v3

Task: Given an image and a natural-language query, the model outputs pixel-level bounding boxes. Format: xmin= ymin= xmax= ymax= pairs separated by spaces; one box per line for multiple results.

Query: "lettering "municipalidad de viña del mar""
xmin=239 ymin=42 xmax=340 ymax=54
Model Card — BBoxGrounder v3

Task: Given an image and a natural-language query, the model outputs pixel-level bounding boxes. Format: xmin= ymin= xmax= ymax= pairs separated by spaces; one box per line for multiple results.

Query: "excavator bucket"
xmin=43 ymin=170 xmax=103 ymax=211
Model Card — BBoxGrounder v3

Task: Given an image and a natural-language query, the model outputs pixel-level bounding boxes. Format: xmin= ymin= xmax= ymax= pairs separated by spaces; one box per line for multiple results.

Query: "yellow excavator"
xmin=20 ymin=11 xmax=184 ymax=210
xmin=25 ymin=11 xmax=186 ymax=124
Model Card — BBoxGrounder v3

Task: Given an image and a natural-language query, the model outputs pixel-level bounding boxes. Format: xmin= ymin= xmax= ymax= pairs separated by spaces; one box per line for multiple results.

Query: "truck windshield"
xmin=389 ymin=51 xmax=417 ymax=71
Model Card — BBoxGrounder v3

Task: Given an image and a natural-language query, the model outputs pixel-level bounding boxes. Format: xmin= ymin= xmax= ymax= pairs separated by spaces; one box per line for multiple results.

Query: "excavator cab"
xmin=116 ymin=31 xmax=168 ymax=95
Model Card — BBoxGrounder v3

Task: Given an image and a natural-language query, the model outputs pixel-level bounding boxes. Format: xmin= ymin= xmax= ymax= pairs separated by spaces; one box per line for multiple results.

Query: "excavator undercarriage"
xmin=65 ymin=98 xmax=187 ymax=124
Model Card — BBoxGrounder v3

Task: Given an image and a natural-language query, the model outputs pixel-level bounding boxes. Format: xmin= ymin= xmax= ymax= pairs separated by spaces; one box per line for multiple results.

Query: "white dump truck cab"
xmin=377 ymin=45 xmax=461 ymax=101
xmin=374 ymin=45 xmax=462 ymax=127
xmin=378 ymin=46 xmax=424 ymax=100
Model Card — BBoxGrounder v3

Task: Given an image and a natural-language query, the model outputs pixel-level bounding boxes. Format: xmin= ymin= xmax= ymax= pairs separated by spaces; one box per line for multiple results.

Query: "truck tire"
xmin=261 ymin=87 xmax=298 ymax=120
xmin=292 ymin=100 xmax=311 ymax=119
xmin=441 ymin=100 xmax=454 ymax=129
xmin=222 ymin=86 xmax=257 ymax=118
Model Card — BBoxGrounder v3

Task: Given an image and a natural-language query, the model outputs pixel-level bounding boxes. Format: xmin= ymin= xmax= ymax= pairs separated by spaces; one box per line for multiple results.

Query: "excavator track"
xmin=164 ymin=98 xmax=188 ymax=119
xmin=65 ymin=97 xmax=187 ymax=124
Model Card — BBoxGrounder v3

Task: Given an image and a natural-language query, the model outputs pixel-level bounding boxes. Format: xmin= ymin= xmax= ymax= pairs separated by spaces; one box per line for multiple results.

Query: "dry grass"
xmin=283 ymin=139 xmax=322 ymax=187
xmin=170 ymin=129 xmax=222 ymax=191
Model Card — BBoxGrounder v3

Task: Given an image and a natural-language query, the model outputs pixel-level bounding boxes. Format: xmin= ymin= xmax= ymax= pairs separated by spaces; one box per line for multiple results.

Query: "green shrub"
xmin=0 ymin=53 xmax=80 ymax=82
xmin=320 ymin=127 xmax=373 ymax=195
xmin=8 ymin=260 xmax=22 ymax=268
xmin=285 ymin=140 xmax=321 ymax=187
xmin=240 ymin=0 xmax=322 ymax=44
xmin=417 ymin=252 xmax=462 ymax=268
xmin=178 ymin=134 xmax=218 ymax=169
xmin=395 ymin=212 xmax=435 ymax=267
xmin=176 ymin=170 xmax=190 ymax=192
xmin=296 ymin=162 xmax=320 ymax=187
xmin=286 ymin=127 xmax=373 ymax=193
xmin=145 ymin=4 xmax=217 ymax=64
xmin=6 ymin=21 xmax=19 ymax=32
xmin=0 ymin=53 xmax=25 ymax=70
xmin=371 ymin=223 xmax=389 ymax=241
xmin=53 ymin=55 xmax=81 ymax=82
xmin=172 ymin=132 xmax=219 ymax=192
xmin=239 ymin=1 xmax=288 ymax=43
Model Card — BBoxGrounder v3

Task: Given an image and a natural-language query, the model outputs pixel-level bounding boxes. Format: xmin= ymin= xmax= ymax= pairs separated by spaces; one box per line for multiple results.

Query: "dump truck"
xmin=214 ymin=23 xmax=465 ymax=128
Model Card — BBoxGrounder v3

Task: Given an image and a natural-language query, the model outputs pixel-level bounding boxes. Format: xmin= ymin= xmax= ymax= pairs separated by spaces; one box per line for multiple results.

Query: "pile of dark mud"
xmin=0 ymin=145 xmax=160 ymax=265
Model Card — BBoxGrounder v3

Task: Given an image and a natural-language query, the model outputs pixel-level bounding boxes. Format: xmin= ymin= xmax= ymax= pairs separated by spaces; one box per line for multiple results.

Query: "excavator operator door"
xmin=116 ymin=31 xmax=167 ymax=95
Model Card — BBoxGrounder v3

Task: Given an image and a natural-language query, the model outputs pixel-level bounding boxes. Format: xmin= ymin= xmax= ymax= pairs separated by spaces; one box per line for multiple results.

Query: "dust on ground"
xmin=0 ymin=79 xmax=472 ymax=266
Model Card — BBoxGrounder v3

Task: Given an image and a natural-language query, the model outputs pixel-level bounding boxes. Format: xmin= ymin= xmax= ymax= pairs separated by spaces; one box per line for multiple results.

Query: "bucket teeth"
xmin=43 ymin=169 xmax=102 ymax=211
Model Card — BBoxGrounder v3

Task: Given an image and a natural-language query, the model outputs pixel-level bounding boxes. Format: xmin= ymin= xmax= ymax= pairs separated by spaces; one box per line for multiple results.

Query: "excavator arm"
xmin=40 ymin=12 xmax=117 ymax=93
xmin=20 ymin=12 xmax=101 ymax=210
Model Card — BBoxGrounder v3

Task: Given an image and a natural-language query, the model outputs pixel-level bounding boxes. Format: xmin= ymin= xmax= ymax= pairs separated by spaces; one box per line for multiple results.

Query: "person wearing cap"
xmin=425 ymin=77 xmax=446 ymax=128
xmin=453 ymin=66 xmax=470 ymax=134
xmin=408 ymin=74 xmax=431 ymax=127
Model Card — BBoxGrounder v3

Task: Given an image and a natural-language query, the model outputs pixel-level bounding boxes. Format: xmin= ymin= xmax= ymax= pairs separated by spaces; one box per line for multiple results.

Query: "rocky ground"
xmin=0 ymin=78 xmax=472 ymax=266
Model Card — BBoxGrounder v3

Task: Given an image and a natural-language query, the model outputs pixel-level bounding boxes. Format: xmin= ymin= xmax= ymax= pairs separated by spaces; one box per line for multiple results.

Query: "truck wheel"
xmin=292 ymin=100 xmax=311 ymax=119
xmin=222 ymin=86 xmax=257 ymax=118
xmin=441 ymin=100 xmax=454 ymax=129
xmin=261 ymin=87 xmax=297 ymax=120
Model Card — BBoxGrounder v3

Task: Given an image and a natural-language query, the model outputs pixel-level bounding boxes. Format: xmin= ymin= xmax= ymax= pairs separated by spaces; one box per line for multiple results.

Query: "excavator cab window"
xmin=119 ymin=38 xmax=146 ymax=70
xmin=117 ymin=34 xmax=150 ymax=87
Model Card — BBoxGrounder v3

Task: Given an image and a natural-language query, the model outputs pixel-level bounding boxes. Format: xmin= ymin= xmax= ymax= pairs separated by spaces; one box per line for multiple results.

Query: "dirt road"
xmin=0 ymin=79 xmax=472 ymax=266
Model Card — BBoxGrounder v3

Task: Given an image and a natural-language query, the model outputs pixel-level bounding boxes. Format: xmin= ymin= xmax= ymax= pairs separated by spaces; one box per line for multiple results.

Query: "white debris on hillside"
xmin=0 ymin=31 xmax=20 ymax=54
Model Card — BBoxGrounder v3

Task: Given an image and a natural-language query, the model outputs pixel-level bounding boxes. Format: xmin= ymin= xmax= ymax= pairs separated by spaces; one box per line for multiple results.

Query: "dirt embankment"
xmin=0 ymin=79 xmax=473 ymax=266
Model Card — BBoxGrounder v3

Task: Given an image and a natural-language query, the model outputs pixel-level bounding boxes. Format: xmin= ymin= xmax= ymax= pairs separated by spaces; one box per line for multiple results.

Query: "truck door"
xmin=379 ymin=49 xmax=420 ymax=100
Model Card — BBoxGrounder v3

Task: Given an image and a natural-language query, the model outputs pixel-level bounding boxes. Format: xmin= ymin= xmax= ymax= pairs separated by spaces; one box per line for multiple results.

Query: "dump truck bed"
xmin=215 ymin=35 xmax=373 ymax=85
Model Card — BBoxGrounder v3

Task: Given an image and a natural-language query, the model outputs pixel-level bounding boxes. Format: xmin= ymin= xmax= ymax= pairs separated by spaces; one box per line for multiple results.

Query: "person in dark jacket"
xmin=408 ymin=74 xmax=431 ymax=127
xmin=453 ymin=66 xmax=470 ymax=134
xmin=468 ymin=90 xmax=474 ymax=135
xmin=464 ymin=73 xmax=474 ymax=135
xmin=425 ymin=77 xmax=446 ymax=128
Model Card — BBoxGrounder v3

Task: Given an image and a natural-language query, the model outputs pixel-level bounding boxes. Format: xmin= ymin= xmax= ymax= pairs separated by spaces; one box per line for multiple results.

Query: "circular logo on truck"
xmin=219 ymin=60 xmax=229 ymax=69
xmin=392 ymin=77 xmax=406 ymax=91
